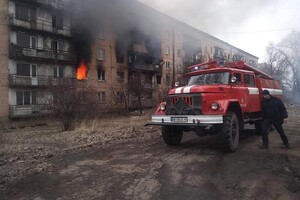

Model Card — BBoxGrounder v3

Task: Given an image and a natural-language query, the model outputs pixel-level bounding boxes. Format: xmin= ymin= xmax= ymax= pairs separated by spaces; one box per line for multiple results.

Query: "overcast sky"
xmin=138 ymin=0 xmax=300 ymax=62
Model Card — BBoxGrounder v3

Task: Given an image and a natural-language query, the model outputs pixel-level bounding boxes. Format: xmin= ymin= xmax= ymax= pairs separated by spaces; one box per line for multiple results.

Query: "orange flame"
xmin=77 ymin=61 xmax=87 ymax=80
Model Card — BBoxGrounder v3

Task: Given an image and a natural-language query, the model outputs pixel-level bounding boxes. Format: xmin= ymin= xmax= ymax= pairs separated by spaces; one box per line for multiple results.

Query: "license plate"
xmin=171 ymin=117 xmax=188 ymax=122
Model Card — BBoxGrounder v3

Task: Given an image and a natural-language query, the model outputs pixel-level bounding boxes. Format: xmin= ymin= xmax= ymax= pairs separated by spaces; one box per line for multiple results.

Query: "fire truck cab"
xmin=148 ymin=60 xmax=283 ymax=152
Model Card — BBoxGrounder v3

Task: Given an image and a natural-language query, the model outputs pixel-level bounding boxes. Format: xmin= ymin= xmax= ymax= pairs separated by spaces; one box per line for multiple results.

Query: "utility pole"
xmin=172 ymin=26 xmax=176 ymax=87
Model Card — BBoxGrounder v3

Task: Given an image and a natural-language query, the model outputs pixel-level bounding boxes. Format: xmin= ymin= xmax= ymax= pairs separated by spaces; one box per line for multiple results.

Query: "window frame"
xmin=98 ymin=69 xmax=105 ymax=81
xmin=97 ymin=48 xmax=105 ymax=61
xmin=98 ymin=91 xmax=106 ymax=103
xmin=16 ymin=63 xmax=37 ymax=77
xmin=16 ymin=91 xmax=37 ymax=106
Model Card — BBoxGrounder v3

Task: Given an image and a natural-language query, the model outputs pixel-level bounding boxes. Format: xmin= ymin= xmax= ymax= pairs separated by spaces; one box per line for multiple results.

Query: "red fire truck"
xmin=148 ymin=60 xmax=283 ymax=152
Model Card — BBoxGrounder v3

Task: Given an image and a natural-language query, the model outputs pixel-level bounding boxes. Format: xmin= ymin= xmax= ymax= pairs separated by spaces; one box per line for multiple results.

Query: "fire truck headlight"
xmin=211 ymin=102 xmax=219 ymax=110
xmin=160 ymin=104 xmax=166 ymax=111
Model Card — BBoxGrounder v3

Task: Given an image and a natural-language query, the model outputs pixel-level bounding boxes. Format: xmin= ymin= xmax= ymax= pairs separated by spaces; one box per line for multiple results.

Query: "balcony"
xmin=128 ymin=52 xmax=162 ymax=74
xmin=9 ymin=75 xmax=77 ymax=88
xmin=9 ymin=14 xmax=72 ymax=37
xmin=9 ymin=45 xmax=76 ymax=64
xmin=9 ymin=104 xmax=50 ymax=118
xmin=35 ymin=0 xmax=73 ymax=10
xmin=11 ymin=0 xmax=73 ymax=11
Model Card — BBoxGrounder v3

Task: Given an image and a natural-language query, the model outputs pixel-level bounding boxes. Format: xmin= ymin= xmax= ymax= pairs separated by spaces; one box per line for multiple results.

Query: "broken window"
xmin=116 ymin=40 xmax=125 ymax=63
xmin=97 ymin=49 xmax=105 ymax=60
xmin=156 ymin=75 xmax=161 ymax=84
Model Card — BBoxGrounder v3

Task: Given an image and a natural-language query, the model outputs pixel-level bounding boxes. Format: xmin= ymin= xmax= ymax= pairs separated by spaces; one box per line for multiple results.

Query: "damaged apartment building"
xmin=0 ymin=0 xmax=75 ymax=119
xmin=0 ymin=0 xmax=258 ymax=120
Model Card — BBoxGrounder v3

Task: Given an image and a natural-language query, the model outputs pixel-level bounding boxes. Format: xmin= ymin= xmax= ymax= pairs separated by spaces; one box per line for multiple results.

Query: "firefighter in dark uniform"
xmin=260 ymin=90 xmax=290 ymax=149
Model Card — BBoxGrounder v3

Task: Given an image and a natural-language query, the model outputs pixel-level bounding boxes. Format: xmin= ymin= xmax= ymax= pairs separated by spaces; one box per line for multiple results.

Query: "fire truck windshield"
xmin=188 ymin=72 xmax=230 ymax=86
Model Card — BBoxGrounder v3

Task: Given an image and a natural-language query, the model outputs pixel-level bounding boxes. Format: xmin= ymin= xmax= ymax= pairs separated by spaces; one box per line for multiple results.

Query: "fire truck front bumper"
xmin=147 ymin=115 xmax=224 ymax=126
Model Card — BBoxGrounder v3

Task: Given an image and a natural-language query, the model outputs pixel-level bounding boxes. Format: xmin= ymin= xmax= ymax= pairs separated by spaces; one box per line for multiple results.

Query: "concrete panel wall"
xmin=0 ymin=0 xmax=9 ymax=118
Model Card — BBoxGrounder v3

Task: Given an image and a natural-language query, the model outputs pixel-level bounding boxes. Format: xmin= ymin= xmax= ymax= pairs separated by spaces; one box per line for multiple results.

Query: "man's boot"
xmin=259 ymin=144 xmax=268 ymax=149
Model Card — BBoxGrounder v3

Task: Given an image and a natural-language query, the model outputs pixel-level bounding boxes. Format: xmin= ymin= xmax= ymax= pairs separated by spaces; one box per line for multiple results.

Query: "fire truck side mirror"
xmin=231 ymin=77 xmax=237 ymax=83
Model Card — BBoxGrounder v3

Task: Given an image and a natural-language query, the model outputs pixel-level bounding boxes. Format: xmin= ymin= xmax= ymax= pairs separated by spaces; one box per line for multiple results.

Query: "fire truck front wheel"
xmin=162 ymin=126 xmax=183 ymax=146
xmin=219 ymin=111 xmax=240 ymax=152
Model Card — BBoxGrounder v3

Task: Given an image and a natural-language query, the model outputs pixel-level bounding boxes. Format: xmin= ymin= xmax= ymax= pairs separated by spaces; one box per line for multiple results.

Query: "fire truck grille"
xmin=166 ymin=94 xmax=202 ymax=115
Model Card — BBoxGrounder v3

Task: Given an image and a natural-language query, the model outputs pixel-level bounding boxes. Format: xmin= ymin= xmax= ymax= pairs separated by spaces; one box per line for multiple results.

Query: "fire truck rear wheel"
xmin=219 ymin=111 xmax=240 ymax=152
xmin=162 ymin=126 xmax=183 ymax=146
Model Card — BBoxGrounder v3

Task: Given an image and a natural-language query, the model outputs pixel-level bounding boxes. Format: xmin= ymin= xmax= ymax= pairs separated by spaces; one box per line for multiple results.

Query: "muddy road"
xmin=1 ymin=108 xmax=300 ymax=200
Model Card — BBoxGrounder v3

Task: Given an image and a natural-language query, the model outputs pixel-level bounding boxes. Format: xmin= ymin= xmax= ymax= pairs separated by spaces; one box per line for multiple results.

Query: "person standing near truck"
xmin=260 ymin=90 xmax=290 ymax=149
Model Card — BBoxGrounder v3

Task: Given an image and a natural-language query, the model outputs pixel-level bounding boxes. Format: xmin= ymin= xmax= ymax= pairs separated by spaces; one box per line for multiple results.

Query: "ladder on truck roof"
xmin=187 ymin=60 xmax=273 ymax=80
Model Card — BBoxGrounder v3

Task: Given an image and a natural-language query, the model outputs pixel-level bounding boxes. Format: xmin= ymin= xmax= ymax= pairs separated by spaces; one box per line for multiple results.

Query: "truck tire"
xmin=219 ymin=111 xmax=239 ymax=152
xmin=254 ymin=120 xmax=263 ymax=135
xmin=162 ymin=126 xmax=183 ymax=146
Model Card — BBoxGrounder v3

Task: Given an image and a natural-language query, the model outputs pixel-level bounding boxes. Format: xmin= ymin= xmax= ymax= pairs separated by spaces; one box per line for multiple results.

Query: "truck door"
xmin=244 ymin=74 xmax=260 ymax=112
xmin=233 ymin=73 xmax=249 ymax=112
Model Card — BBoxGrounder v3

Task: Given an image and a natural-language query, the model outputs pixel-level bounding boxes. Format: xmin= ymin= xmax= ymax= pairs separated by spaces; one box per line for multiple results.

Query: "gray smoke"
xmin=138 ymin=0 xmax=278 ymax=34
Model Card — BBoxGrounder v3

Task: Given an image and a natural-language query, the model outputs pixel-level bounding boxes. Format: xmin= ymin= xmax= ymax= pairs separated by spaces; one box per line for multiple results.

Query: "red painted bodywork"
xmin=154 ymin=61 xmax=283 ymax=120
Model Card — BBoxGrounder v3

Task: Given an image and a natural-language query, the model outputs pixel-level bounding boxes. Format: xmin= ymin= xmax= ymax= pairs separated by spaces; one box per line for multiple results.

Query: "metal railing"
xmin=9 ymin=104 xmax=50 ymax=118
xmin=128 ymin=52 xmax=162 ymax=73
xmin=9 ymin=75 xmax=77 ymax=87
xmin=9 ymin=14 xmax=72 ymax=37
xmin=9 ymin=44 xmax=76 ymax=63
xmin=12 ymin=0 xmax=73 ymax=10
xmin=35 ymin=0 xmax=73 ymax=10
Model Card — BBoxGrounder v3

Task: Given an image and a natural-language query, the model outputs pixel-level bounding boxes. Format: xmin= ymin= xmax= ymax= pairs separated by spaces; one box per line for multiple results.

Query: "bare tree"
xmin=43 ymin=81 xmax=100 ymax=131
xmin=109 ymin=84 xmax=129 ymax=115
xmin=264 ymin=31 xmax=300 ymax=102
xmin=128 ymin=72 xmax=147 ymax=114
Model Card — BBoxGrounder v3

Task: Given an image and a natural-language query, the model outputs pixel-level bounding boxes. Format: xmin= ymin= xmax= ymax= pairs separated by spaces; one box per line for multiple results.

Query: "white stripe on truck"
xmin=248 ymin=87 xmax=259 ymax=95
xmin=183 ymin=85 xmax=194 ymax=93
xmin=262 ymin=88 xmax=283 ymax=95
xmin=175 ymin=87 xmax=183 ymax=94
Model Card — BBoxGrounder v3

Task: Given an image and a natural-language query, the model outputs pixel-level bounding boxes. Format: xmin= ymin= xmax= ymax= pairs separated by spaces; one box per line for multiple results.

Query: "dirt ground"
xmin=1 ymin=106 xmax=300 ymax=200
